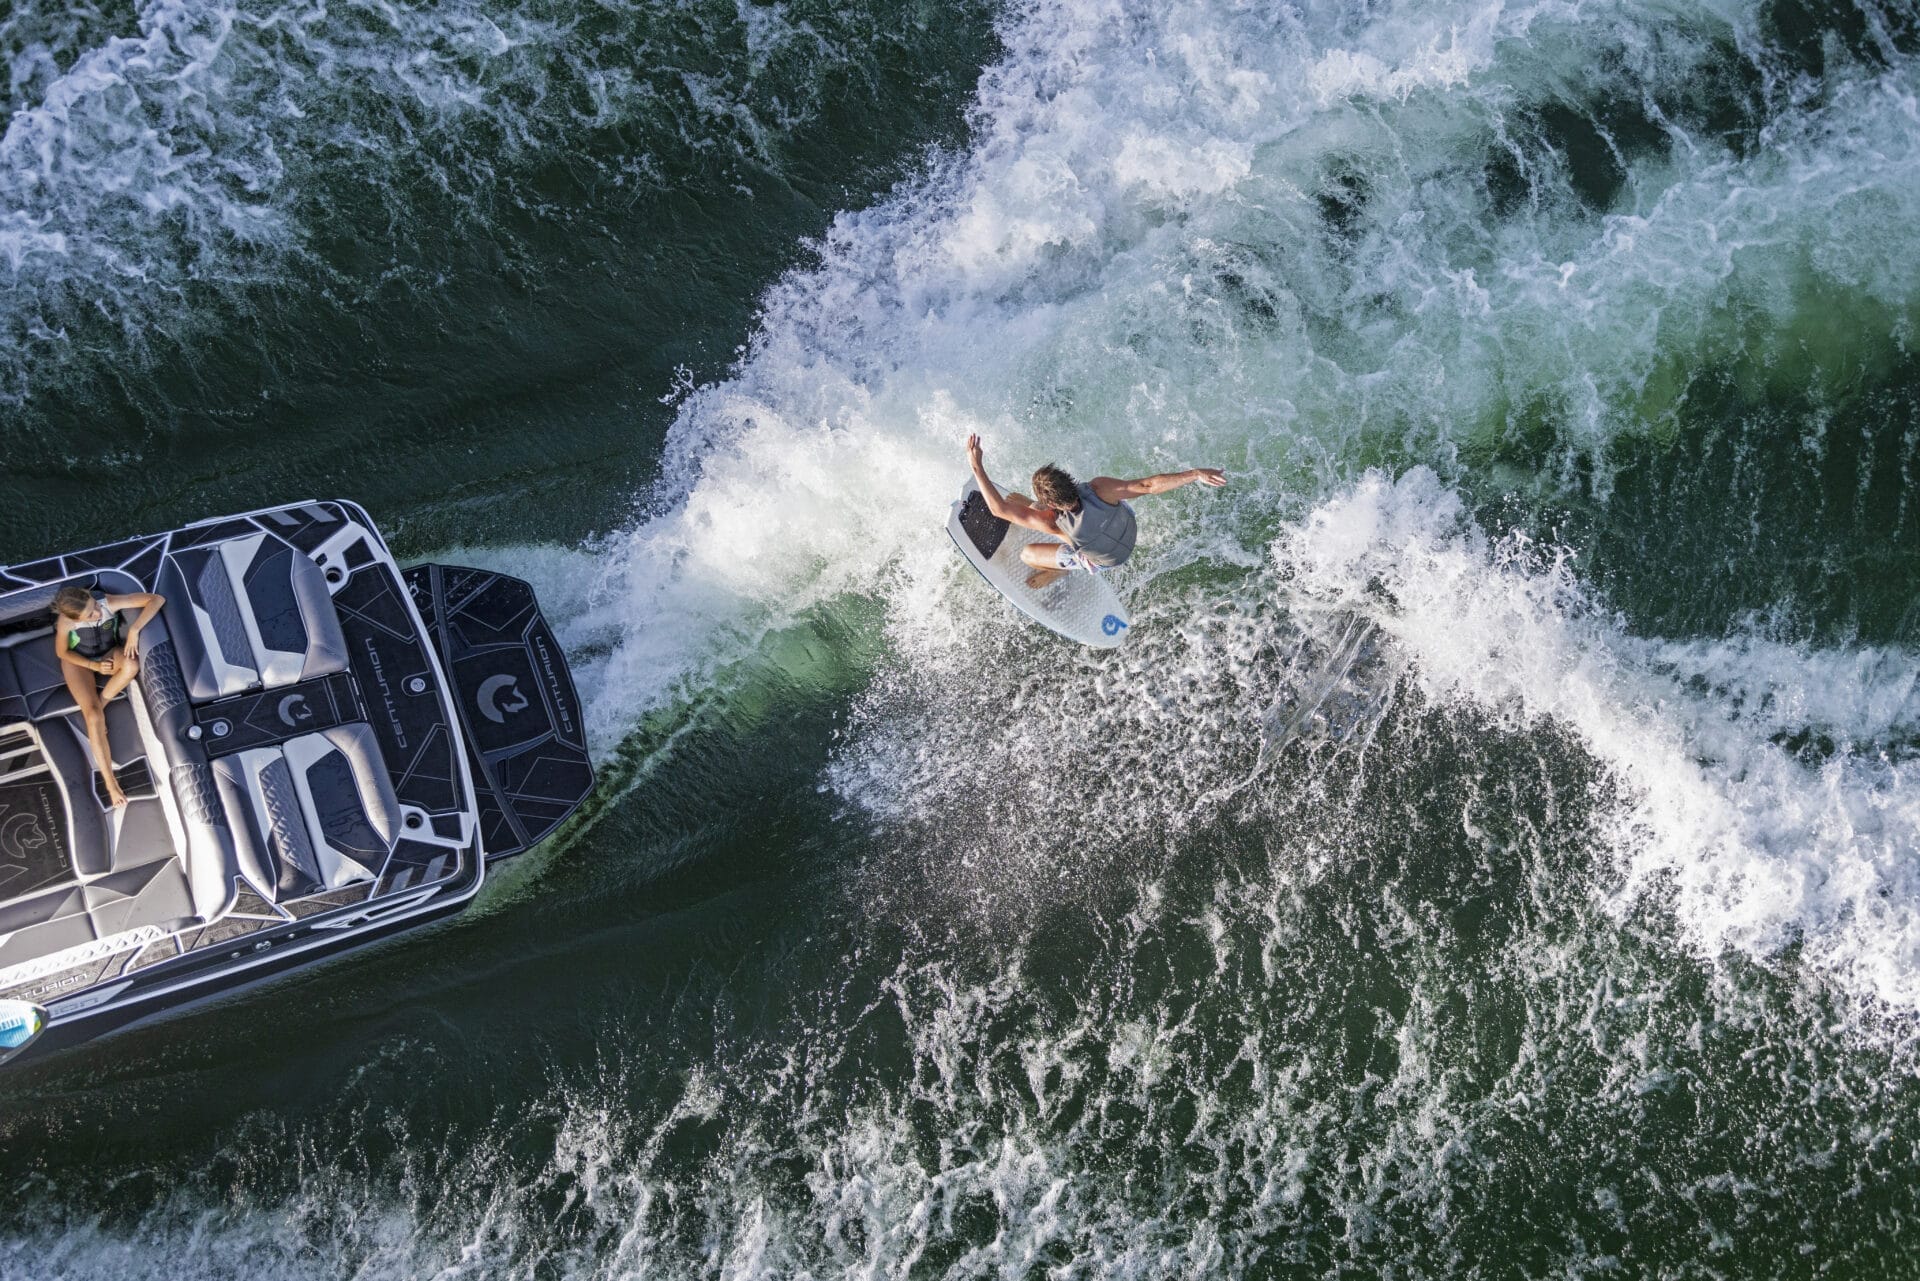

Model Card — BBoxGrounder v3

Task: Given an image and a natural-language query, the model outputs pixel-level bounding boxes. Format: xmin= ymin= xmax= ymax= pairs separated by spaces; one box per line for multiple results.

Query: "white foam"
xmin=538 ymin=0 xmax=1920 ymax=1018
xmin=10 ymin=0 xmax=1920 ymax=1272
xmin=1278 ymin=468 xmax=1920 ymax=1008
xmin=0 ymin=0 xmax=901 ymax=401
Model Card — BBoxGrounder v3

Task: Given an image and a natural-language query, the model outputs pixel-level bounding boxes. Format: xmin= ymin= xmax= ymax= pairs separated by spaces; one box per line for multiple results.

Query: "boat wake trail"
xmin=1278 ymin=470 xmax=1920 ymax=1014
xmin=557 ymin=0 xmax=1920 ymax=1020
xmin=0 ymin=0 xmax=956 ymax=408
xmin=8 ymin=0 xmax=1920 ymax=1274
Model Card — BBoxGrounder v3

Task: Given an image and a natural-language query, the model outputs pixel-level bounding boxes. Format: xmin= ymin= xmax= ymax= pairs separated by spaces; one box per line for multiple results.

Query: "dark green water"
xmin=5 ymin=0 xmax=1920 ymax=1276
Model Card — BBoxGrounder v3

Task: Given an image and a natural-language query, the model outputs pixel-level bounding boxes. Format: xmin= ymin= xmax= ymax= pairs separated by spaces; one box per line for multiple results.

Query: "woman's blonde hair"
xmin=50 ymin=585 xmax=93 ymax=618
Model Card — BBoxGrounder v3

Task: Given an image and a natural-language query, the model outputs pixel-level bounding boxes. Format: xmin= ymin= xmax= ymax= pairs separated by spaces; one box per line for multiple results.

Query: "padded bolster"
xmin=233 ymin=536 xmax=349 ymax=686
xmin=214 ymin=724 xmax=396 ymax=901
xmin=285 ymin=724 xmax=398 ymax=890
xmin=161 ymin=549 xmax=258 ymax=700
xmin=0 ymin=648 xmax=32 ymax=726
xmin=160 ymin=536 xmax=348 ymax=701
xmin=133 ymin=627 xmax=191 ymax=740
xmin=213 ymin=755 xmax=273 ymax=897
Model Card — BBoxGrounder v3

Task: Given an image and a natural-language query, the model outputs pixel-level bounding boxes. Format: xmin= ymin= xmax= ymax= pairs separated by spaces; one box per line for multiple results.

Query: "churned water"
xmin=4 ymin=0 xmax=1920 ymax=1276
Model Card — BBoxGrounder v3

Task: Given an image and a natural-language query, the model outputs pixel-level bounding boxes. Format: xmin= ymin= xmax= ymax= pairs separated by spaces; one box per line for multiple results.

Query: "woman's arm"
xmin=105 ymin=592 xmax=166 ymax=647
xmin=1091 ymin=468 xmax=1227 ymax=502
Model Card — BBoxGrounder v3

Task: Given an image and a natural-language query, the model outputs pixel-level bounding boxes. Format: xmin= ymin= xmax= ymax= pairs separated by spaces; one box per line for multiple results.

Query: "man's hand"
xmin=1192 ymin=468 xmax=1227 ymax=488
xmin=965 ymin=433 xmax=985 ymax=471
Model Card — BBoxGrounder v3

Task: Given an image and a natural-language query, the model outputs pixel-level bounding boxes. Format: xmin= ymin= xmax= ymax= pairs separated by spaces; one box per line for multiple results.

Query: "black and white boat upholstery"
xmin=0 ymin=501 xmax=593 ymax=1065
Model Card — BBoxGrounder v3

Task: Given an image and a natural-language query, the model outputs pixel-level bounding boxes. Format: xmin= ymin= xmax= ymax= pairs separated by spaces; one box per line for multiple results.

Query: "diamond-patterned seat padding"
xmin=160 ymin=534 xmax=349 ymax=701
xmin=212 ymin=723 xmax=399 ymax=903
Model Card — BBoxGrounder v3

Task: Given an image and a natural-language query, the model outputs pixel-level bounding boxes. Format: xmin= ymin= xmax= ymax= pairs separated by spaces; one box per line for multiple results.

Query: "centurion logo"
xmin=276 ymin=693 xmax=315 ymax=728
xmin=477 ymin=674 xmax=531 ymax=724
xmin=0 ymin=809 xmax=50 ymax=854
xmin=530 ymin=632 xmax=576 ymax=739
xmin=363 ymin=636 xmax=407 ymax=749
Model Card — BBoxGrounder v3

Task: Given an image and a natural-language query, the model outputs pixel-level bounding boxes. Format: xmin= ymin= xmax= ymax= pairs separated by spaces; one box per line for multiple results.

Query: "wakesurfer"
xmin=964 ymin=434 xmax=1227 ymax=588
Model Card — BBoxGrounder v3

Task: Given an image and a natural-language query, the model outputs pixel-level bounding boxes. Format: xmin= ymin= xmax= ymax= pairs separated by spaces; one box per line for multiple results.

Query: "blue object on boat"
xmin=0 ymin=1001 xmax=47 ymax=1062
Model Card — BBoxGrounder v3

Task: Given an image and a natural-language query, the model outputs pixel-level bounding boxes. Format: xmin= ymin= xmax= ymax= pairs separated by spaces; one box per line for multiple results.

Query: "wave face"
xmin=8 ymin=0 xmax=1920 ymax=1276
xmin=579 ymin=0 xmax=1920 ymax=1000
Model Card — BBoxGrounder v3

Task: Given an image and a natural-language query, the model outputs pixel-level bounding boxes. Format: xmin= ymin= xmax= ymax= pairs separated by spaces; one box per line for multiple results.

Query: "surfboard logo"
xmin=1101 ymin=614 xmax=1128 ymax=636
xmin=478 ymin=674 xmax=531 ymax=724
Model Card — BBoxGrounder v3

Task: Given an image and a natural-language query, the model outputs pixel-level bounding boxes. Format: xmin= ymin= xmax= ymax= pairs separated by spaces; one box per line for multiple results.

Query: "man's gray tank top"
xmin=1055 ymin=483 xmax=1137 ymax=567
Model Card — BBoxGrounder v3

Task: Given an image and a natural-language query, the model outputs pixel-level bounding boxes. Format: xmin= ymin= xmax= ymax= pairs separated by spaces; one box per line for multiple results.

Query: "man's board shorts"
xmin=1047 ymin=543 xmax=1115 ymax=574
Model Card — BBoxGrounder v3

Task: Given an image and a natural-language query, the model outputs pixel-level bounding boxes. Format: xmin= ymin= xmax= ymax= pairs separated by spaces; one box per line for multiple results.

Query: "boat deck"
xmin=0 ymin=504 xmax=480 ymax=1007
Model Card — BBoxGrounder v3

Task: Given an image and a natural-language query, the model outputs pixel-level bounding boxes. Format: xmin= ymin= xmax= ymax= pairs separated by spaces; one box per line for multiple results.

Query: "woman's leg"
xmin=61 ymin=659 xmax=127 ymax=807
xmin=98 ymin=646 xmax=140 ymax=704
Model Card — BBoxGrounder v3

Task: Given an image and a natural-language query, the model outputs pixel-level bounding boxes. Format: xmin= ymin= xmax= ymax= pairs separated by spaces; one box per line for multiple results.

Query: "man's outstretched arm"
xmin=966 ymin=434 xmax=1062 ymax=535
xmin=1091 ymin=468 xmax=1228 ymax=503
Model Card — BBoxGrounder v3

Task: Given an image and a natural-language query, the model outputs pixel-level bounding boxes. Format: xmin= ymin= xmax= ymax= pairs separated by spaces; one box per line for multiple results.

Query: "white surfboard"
xmin=947 ymin=478 xmax=1132 ymax=648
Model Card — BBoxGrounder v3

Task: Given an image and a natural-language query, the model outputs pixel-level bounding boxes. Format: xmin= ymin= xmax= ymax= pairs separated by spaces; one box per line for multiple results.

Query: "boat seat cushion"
xmin=31 ymin=717 xmax=110 ymax=879
xmin=160 ymin=535 xmax=349 ymax=701
xmin=0 ymin=858 xmax=200 ymax=978
xmin=0 ymin=584 xmax=190 ymax=727
xmin=2 ymin=635 xmax=78 ymax=723
xmin=211 ymin=723 xmax=399 ymax=902
xmin=0 ymin=645 xmax=30 ymax=726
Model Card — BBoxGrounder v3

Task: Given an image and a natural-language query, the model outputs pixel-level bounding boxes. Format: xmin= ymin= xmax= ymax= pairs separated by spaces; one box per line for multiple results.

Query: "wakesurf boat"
xmin=0 ymin=500 xmax=594 ymax=1068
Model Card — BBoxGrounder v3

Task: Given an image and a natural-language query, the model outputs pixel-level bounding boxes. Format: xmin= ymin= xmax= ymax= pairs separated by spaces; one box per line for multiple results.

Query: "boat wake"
xmin=6 ymin=0 xmax=1920 ymax=1273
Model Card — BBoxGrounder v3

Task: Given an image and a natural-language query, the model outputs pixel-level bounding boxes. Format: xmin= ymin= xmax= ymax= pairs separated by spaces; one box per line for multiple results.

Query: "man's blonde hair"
xmin=1031 ymin=464 xmax=1079 ymax=509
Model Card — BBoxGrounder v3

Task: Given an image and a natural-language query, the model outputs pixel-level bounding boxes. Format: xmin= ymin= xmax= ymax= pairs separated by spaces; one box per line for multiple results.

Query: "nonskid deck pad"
xmin=405 ymin=564 xmax=594 ymax=860
xmin=0 ymin=776 xmax=69 ymax=901
xmin=958 ymin=491 xmax=1010 ymax=560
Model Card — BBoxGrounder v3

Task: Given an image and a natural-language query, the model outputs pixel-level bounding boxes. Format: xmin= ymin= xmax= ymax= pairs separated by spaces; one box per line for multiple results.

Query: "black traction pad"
xmin=958 ymin=491 xmax=1010 ymax=561
xmin=91 ymin=757 xmax=156 ymax=808
xmin=0 ymin=776 xmax=71 ymax=900
xmin=195 ymin=671 xmax=366 ymax=758
xmin=404 ymin=563 xmax=594 ymax=860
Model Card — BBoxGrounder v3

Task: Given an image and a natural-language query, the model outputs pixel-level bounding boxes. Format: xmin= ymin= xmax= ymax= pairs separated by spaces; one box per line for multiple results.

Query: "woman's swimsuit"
xmin=67 ymin=595 xmax=123 ymax=660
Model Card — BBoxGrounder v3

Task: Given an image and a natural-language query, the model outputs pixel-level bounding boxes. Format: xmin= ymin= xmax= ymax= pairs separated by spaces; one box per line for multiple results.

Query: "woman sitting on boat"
xmin=49 ymin=584 xmax=166 ymax=808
